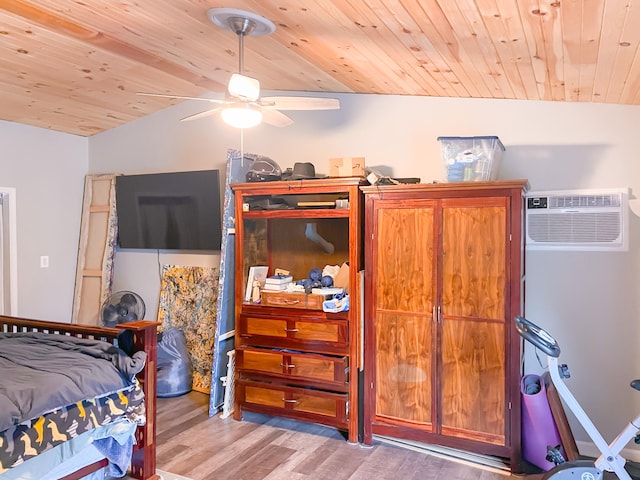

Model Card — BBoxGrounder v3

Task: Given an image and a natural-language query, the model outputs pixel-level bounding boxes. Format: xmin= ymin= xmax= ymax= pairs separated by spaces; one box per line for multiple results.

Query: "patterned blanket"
xmin=0 ymin=332 xmax=147 ymax=473
xmin=0 ymin=381 xmax=144 ymax=473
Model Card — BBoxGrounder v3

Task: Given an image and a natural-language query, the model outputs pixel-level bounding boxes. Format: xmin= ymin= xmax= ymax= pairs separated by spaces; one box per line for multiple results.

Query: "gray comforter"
xmin=0 ymin=331 xmax=146 ymax=432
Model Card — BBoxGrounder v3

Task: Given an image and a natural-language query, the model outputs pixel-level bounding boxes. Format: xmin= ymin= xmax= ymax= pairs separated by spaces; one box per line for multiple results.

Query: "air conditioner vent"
xmin=528 ymin=212 xmax=621 ymax=243
xmin=548 ymin=194 xmax=621 ymax=209
xmin=526 ymin=188 xmax=629 ymax=251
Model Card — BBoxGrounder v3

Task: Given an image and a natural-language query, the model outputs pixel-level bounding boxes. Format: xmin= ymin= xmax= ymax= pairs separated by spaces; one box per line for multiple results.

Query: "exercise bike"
xmin=515 ymin=316 xmax=640 ymax=479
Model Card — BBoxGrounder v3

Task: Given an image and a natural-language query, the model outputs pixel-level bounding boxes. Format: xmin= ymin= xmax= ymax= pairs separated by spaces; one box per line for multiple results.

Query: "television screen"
xmin=115 ymin=170 xmax=222 ymax=251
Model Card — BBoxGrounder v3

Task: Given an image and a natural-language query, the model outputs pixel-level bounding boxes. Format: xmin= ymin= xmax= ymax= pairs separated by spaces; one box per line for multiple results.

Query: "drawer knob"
xmin=280 ymin=363 xmax=296 ymax=369
xmin=284 ymin=328 xmax=299 ymax=333
xmin=283 ymin=398 xmax=298 ymax=403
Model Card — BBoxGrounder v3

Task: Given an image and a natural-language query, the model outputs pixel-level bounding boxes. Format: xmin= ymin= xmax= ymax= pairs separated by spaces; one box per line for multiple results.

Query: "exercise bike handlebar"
xmin=514 ymin=315 xmax=561 ymax=358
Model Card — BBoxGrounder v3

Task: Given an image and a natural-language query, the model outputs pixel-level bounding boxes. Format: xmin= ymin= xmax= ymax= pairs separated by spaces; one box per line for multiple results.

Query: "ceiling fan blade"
xmin=261 ymin=108 xmax=294 ymax=127
xmin=261 ymin=96 xmax=340 ymax=111
xmin=181 ymin=107 xmax=224 ymax=122
xmin=137 ymin=92 xmax=225 ymax=104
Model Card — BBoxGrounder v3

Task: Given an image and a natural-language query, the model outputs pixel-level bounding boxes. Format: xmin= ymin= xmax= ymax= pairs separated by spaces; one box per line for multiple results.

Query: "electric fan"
xmin=101 ymin=291 xmax=146 ymax=327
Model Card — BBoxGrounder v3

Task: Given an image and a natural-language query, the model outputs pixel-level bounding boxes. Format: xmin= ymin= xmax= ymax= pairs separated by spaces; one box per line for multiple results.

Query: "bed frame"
xmin=0 ymin=315 xmax=160 ymax=480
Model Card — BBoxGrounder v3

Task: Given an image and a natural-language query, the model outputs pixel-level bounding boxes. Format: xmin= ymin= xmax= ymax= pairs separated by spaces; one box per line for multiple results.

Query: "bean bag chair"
xmin=157 ymin=328 xmax=193 ymax=398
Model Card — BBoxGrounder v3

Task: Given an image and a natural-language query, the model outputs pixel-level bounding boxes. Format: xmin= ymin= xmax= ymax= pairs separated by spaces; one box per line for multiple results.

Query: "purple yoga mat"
xmin=521 ymin=374 xmax=564 ymax=470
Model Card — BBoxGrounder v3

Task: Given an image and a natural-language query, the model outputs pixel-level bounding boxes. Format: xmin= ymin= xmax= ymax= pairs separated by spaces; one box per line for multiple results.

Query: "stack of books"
xmin=262 ymin=274 xmax=293 ymax=292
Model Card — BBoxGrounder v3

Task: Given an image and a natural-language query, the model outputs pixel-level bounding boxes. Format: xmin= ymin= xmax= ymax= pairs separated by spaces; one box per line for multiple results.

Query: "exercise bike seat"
xmin=631 ymin=379 xmax=640 ymax=391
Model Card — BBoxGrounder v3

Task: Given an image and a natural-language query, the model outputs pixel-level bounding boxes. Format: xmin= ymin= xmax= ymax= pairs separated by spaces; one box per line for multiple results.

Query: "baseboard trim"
xmin=576 ymin=440 xmax=640 ymax=463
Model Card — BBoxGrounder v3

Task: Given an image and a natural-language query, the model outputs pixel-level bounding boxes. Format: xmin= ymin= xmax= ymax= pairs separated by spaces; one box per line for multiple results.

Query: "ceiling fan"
xmin=139 ymin=8 xmax=340 ymax=128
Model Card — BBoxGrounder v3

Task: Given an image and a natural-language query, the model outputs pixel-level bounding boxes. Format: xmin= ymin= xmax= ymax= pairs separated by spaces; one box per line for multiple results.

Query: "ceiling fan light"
xmin=228 ymin=73 xmax=260 ymax=101
xmin=221 ymin=104 xmax=262 ymax=128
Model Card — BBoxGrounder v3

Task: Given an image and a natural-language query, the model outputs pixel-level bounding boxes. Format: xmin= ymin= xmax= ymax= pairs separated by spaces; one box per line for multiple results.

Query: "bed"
xmin=0 ymin=315 xmax=159 ymax=480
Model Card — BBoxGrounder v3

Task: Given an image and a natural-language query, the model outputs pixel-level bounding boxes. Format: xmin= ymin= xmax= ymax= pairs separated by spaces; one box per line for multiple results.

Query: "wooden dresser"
xmin=231 ymin=178 xmax=365 ymax=443
xmin=361 ymin=180 xmax=528 ymax=471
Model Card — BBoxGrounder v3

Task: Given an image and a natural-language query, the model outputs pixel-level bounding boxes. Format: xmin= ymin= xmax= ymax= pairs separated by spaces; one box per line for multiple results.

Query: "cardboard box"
xmin=329 ymin=157 xmax=365 ymax=177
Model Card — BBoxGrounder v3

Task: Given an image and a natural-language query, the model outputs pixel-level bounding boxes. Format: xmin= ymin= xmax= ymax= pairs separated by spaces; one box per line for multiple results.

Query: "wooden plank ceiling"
xmin=1 ymin=0 xmax=640 ymax=136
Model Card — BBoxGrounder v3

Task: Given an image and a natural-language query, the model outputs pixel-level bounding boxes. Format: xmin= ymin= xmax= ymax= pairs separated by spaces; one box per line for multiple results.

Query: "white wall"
xmin=0 ymin=120 xmax=87 ymax=322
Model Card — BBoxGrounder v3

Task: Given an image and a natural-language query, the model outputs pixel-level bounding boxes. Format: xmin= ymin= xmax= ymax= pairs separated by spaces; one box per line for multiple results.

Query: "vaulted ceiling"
xmin=2 ymin=1 xmax=639 ymax=136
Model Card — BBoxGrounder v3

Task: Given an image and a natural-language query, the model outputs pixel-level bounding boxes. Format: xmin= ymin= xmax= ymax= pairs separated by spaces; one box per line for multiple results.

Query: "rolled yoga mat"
xmin=521 ymin=373 xmax=564 ymax=470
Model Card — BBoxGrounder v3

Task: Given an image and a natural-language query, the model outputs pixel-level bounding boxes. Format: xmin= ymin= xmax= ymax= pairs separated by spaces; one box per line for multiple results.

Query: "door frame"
xmin=0 ymin=187 xmax=18 ymax=315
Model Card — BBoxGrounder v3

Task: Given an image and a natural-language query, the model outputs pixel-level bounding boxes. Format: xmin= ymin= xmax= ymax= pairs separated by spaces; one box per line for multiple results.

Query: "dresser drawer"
xmin=238 ymin=313 xmax=348 ymax=353
xmin=261 ymin=291 xmax=326 ymax=310
xmin=237 ymin=380 xmax=348 ymax=429
xmin=237 ymin=348 xmax=348 ymax=390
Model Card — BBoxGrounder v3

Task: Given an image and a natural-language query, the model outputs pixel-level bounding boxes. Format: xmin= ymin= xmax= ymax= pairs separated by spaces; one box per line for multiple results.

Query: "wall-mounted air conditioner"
xmin=525 ymin=188 xmax=629 ymax=251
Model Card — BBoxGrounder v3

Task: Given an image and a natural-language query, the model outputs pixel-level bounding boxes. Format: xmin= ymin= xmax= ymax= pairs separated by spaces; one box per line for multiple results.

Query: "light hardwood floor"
xmin=155 ymin=391 xmax=525 ymax=480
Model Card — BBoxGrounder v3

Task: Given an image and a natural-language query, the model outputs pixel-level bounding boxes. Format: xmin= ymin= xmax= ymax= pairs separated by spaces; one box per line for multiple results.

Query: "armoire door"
xmin=368 ymin=199 xmax=438 ymax=432
xmin=439 ymin=196 xmax=509 ymax=446
xmin=362 ymin=180 xmax=527 ymax=471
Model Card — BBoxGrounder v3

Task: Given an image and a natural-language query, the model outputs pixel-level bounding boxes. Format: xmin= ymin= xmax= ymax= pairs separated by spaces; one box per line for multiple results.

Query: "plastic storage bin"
xmin=437 ymin=136 xmax=504 ymax=182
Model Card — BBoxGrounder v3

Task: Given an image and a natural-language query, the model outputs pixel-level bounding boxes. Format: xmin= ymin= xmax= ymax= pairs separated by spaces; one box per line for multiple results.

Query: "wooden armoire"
xmin=361 ymin=180 xmax=528 ymax=471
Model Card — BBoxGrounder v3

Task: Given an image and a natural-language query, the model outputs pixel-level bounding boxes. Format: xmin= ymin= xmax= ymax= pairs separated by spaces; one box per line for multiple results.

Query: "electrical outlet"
xmin=40 ymin=256 xmax=49 ymax=268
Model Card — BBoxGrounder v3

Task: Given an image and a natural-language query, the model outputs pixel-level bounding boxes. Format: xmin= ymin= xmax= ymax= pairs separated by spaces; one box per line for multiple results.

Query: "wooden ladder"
xmin=71 ymin=174 xmax=118 ymax=325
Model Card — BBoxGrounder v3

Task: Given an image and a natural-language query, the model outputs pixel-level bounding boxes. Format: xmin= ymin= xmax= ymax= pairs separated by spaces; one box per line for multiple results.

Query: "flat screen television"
xmin=115 ymin=170 xmax=222 ymax=251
